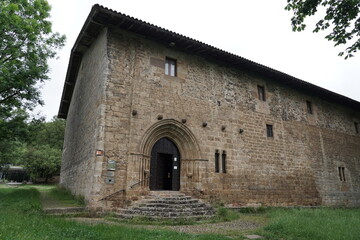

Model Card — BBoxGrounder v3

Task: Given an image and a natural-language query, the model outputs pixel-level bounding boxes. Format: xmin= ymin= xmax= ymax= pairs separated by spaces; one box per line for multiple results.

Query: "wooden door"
xmin=150 ymin=138 xmax=180 ymax=191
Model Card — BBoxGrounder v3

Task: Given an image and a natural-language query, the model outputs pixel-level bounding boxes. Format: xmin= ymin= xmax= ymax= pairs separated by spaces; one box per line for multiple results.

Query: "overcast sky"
xmin=36 ymin=0 xmax=360 ymax=120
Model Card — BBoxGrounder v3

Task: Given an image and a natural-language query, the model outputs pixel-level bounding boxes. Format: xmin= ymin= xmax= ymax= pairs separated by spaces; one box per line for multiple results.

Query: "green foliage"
xmin=0 ymin=110 xmax=29 ymax=166
xmin=0 ymin=187 xmax=229 ymax=240
xmin=213 ymin=207 xmax=240 ymax=222
xmin=285 ymin=0 xmax=360 ymax=59
xmin=0 ymin=0 xmax=66 ymax=176
xmin=23 ymin=144 xmax=61 ymax=181
xmin=0 ymin=115 xmax=65 ymax=182
xmin=27 ymin=116 xmax=65 ymax=150
xmin=0 ymin=0 xmax=65 ymax=117
xmin=262 ymin=207 xmax=360 ymax=240
xmin=22 ymin=117 xmax=65 ymax=181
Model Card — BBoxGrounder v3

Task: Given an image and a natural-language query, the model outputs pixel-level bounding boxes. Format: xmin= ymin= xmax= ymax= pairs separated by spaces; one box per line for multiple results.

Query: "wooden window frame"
xmin=257 ymin=85 xmax=266 ymax=101
xmin=165 ymin=57 xmax=177 ymax=77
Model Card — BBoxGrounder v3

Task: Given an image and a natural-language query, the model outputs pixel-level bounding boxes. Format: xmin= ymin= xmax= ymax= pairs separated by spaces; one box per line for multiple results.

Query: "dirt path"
xmin=40 ymin=190 xmax=83 ymax=209
xmin=40 ymin=191 xmax=66 ymax=208
xmin=67 ymin=216 xmax=265 ymax=237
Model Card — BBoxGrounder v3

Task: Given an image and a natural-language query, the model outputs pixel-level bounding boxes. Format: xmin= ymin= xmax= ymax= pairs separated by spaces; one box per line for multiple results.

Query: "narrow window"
xmin=306 ymin=100 xmax=313 ymax=114
xmin=222 ymin=151 xmax=227 ymax=173
xmin=165 ymin=57 xmax=176 ymax=76
xmin=355 ymin=122 xmax=359 ymax=134
xmin=338 ymin=167 xmax=345 ymax=181
xmin=215 ymin=150 xmax=219 ymax=173
xmin=266 ymin=124 xmax=273 ymax=138
xmin=257 ymin=85 xmax=265 ymax=101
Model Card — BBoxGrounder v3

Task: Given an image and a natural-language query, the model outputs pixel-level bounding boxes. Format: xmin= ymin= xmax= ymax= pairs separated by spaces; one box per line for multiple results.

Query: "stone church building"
xmin=58 ymin=5 xmax=360 ymax=211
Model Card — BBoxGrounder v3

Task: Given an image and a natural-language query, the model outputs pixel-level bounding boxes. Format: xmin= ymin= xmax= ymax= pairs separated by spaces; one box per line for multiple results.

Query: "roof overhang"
xmin=58 ymin=4 xmax=360 ymax=118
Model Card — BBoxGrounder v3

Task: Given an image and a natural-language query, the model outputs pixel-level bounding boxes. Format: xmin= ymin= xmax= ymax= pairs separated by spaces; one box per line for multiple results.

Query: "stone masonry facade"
xmin=59 ymin=6 xmax=360 ymax=211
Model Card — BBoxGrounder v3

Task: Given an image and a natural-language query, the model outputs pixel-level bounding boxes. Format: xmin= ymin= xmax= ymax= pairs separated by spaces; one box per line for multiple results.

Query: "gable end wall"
xmin=60 ymin=28 xmax=108 ymax=204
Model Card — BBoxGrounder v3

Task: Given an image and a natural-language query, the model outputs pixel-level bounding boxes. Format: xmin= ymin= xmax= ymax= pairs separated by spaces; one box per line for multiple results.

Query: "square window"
xmin=257 ymin=85 xmax=265 ymax=101
xmin=165 ymin=57 xmax=176 ymax=76
xmin=266 ymin=124 xmax=273 ymax=138
xmin=355 ymin=122 xmax=359 ymax=134
xmin=306 ymin=100 xmax=313 ymax=114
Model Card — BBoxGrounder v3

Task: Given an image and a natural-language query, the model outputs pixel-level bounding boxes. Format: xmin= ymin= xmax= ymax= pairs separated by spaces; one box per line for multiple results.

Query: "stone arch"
xmin=139 ymin=119 xmax=202 ymax=160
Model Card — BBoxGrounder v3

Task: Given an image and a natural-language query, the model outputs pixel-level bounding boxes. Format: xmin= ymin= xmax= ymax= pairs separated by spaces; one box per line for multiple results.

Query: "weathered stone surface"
xmin=116 ymin=191 xmax=215 ymax=219
xmin=60 ymin=22 xmax=360 ymax=211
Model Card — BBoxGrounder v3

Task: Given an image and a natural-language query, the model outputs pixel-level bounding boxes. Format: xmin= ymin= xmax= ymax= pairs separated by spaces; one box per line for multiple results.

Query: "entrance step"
xmin=116 ymin=191 xmax=215 ymax=219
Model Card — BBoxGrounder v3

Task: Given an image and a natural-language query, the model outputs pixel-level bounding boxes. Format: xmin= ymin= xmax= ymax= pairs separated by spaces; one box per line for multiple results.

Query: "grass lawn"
xmin=0 ymin=185 xmax=229 ymax=240
xmin=259 ymin=207 xmax=360 ymax=240
xmin=0 ymin=184 xmax=359 ymax=240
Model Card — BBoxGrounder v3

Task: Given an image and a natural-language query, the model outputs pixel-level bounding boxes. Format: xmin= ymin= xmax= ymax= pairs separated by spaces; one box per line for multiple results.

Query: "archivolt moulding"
xmin=139 ymin=119 xmax=202 ymax=160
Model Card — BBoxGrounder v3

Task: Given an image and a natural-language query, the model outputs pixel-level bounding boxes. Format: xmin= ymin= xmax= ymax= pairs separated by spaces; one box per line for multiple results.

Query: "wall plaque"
xmin=107 ymin=160 xmax=116 ymax=170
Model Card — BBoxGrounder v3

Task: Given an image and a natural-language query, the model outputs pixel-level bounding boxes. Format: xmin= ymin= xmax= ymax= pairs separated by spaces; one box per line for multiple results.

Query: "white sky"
xmin=36 ymin=0 xmax=360 ymax=120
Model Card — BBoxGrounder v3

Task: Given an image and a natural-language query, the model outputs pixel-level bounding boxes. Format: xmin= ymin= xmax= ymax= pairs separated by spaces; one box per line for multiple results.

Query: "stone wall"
xmin=61 ymin=26 xmax=360 ymax=209
xmin=60 ymin=28 xmax=108 ymax=205
xmin=99 ymin=27 xmax=360 ymax=207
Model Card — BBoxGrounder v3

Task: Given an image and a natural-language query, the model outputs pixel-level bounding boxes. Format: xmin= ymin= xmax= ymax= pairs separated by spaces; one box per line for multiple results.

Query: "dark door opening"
xmin=150 ymin=138 xmax=180 ymax=191
xmin=158 ymin=153 xmax=173 ymax=190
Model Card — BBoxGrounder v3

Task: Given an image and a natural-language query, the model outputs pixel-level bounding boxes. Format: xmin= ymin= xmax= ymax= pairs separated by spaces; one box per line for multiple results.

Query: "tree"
xmin=23 ymin=116 xmax=65 ymax=182
xmin=0 ymin=115 xmax=65 ymax=182
xmin=0 ymin=110 xmax=29 ymax=167
xmin=27 ymin=116 xmax=65 ymax=150
xmin=23 ymin=145 xmax=62 ymax=182
xmin=0 ymin=0 xmax=65 ymax=118
xmin=285 ymin=0 xmax=360 ymax=59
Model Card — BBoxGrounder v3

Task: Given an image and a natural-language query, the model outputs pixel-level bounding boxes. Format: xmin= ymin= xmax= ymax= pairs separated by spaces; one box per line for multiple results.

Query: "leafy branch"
xmin=285 ymin=0 xmax=360 ymax=59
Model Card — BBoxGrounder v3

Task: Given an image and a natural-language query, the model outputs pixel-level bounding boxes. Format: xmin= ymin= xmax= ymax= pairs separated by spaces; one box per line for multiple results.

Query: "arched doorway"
xmin=150 ymin=137 xmax=180 ymax=191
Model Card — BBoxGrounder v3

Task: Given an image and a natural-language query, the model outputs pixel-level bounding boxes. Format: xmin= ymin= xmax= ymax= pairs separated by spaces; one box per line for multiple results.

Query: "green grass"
xmin=212 ymin=207 xmax=240 ymax=222
xmin=259 ymin=207 xmax=360 ymax=240
xmin=48 ymin=185 xmax=85 ymax=206
xmin=1 ymin=185 xmax=360 ymax=240
xmin=0 ymin=186 xmax=230 ymax=240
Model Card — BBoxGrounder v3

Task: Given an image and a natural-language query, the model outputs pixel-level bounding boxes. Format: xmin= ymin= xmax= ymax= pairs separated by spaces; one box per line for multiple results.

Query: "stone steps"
xmin=115 ymin=191 xmax=215 ymax=219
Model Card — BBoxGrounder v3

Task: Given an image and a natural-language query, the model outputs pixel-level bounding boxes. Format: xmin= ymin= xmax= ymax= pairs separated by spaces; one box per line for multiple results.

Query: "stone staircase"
xmin=116 ymin=191 xmax=215 ymax=219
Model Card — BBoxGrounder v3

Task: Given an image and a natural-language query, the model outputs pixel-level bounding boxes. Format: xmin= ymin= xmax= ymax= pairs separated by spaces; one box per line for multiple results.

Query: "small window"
xmin=222 ymin=151 xmax=227 ymax=173
xmin=306 ymin=100 xmax=313 ymax=114
xmin=215 ymin=150 xmax=220 ymax=173
xmin=165 ymin=57 xmax=176 ymax=76
xmin=257 ymin=85 xmax=265 ymax=101
xmin=338 ymin=167 xmax=345 ymax=181
xmin=266 ymin=124 xmax=273 ymax=138
xmin=355 ymin=122 xmax=359 ymax=134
